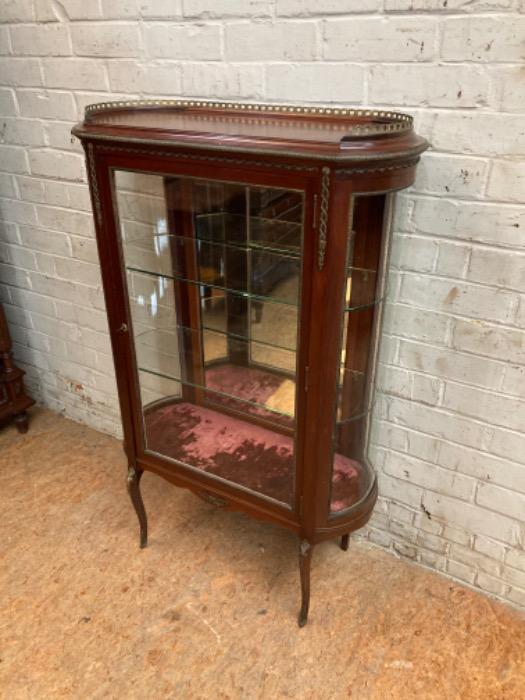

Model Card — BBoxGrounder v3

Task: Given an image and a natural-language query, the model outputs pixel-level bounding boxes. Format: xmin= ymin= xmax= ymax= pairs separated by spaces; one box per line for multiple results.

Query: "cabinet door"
xmin=113 ymin=170 xmax=305 ymax=509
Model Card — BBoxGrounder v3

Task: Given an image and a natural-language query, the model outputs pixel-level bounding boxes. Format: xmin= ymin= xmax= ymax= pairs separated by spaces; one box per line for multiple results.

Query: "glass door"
xmin=113 ymin=170 xmax=304 ymax=508
xmin=329 ymin=193 xmax=390 ymax=514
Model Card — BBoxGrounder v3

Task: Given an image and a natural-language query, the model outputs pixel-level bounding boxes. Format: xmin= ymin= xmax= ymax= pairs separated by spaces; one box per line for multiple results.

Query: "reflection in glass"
xmin=115 ymin=172 xmax=303 ymax=506
xmin=330 ymin=194 xmax=390 ymax=514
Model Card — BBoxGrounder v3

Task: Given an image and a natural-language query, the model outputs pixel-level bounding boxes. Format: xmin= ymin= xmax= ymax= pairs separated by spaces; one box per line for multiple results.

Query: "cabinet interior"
xmin=114 ymin=171 xmax=384 ymax=512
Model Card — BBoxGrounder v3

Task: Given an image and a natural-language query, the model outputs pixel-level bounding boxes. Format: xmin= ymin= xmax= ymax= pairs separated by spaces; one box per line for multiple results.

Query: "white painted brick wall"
xmin=1 ymin=0 xmax=524 ymax=611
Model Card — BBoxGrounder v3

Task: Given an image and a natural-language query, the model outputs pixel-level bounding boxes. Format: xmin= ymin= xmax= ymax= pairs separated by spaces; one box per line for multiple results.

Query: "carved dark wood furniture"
xmin=73 ymin=100 xmax=427 ymax=626
xmin=0 ymin=303 xmax=34 ymax=433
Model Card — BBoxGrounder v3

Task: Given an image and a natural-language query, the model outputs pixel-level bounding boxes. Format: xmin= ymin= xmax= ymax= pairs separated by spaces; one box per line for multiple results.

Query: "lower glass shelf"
xmin=143 ymin=397 xmax=369 ymax=512
xmin=139 ymin=362 xmax=296 ymax=429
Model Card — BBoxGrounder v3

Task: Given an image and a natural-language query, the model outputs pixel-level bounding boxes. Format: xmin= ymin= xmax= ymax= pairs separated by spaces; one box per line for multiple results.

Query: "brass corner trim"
xmin=86 ymin=143 xmax=102 ymax=226
xmin=318 ymin=167 xmax=331 ymax=271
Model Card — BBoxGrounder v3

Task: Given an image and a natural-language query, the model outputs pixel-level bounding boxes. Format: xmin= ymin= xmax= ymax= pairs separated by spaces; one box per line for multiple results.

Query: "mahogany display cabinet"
xmin=73 ymin=100 xmax=427 ymax=626
xmin=0 ymin=303 xmax=34 ymax=433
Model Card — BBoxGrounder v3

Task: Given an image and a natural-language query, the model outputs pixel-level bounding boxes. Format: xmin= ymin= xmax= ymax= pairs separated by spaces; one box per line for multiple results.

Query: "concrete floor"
xmin=2 ymin=408 xmax=525 ymax=699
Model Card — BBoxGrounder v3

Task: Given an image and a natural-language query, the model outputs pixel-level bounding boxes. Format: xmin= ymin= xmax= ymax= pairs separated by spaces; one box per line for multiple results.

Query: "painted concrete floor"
xmin=2 ymin=407 xmax=525 ymax=699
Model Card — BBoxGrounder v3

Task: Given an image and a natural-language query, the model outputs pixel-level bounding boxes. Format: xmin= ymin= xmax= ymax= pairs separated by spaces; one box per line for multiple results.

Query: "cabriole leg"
xmin=340 ymin=533 xmax=350 ymax=551
xmin=127 ymin=466 xmax=147 ymax=548
xmin=14 ymin=411 xmax=29 ymax=434
xmin=298 ymin=539 xmax=313 ymax=627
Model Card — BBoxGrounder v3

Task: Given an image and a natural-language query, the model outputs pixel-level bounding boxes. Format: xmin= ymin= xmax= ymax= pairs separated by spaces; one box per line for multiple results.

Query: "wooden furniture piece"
xmin=0 ymin=303 xmax=34 ymax=433
xmin=73 ymin=100 xmax=427 ymax=626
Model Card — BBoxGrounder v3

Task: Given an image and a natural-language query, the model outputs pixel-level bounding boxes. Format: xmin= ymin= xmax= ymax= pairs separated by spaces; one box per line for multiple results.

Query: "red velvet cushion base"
xmin=144 ymin=401 xmax=366 ymax=512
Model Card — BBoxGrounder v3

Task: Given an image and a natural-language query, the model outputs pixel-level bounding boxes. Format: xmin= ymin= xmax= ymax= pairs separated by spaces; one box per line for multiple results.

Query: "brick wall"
xmin=1 ymin=0 xmax=524 ymax=608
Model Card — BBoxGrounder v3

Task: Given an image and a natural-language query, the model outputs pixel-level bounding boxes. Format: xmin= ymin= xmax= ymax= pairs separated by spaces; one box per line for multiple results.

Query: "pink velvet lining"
xmin=204 ymin=363 xmax=294 ymax=428
xmin=144 ymin=401 xmax=366 ymax=512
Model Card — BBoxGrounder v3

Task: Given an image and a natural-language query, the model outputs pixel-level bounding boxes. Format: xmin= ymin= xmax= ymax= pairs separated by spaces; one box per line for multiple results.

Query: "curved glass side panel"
xmin=114 ymin=171 xmax=304 ymax=508
xmin=329 ymin=193 xmax=392 ymax=515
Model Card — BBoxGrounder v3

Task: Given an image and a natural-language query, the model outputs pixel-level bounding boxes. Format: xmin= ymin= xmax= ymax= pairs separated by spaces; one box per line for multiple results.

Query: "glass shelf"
xmin=202 ymin=297 xmax=298 ymax=354
xmin=123 ymin=230 xmax=377 ymax=277
xmin=136 ymin=321 xmax=296 ymax=373
xmin=126 ymin=266 xmax=300 ymax=308
xmin=344 ymin=297 xmax=384 ymax=313
xmin=135 ymin=321 xmax=296 ymax=356
xmin=123 ymin=231 xmax=301 ymax=304
xmin=335 ymin=408 xmax=373 ymax=427
xmin=139 ymin=365 xmax=296 ymax=427
xmin=138 ymin=361 xmax=371 ymax=430
xmin=135 ymin=325 xmax=296 ymax=418
xmin=193 ymin=212 xmax=302 ymax=258
xmin=123 ymin=229 xmax=302 ymax=262
xmin=135 ymin=323 xmax=374 ymax=426
xmin=125 ymin=271 xmax=299 ymax=340
xmin=126 ymin=266 xmax=383 ymax=312
xmin=336 ymin=367 xmax=368 ymax=422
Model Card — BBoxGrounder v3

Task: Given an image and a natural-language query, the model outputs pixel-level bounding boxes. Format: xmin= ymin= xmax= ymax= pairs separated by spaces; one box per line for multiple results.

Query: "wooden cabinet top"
xmin=72 ymin=99 xmax=428 ymax=163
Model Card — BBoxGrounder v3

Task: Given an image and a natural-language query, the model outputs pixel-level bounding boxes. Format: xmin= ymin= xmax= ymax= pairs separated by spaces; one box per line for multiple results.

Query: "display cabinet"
xmin=0 ymin=303 xmax=34 ymax=433
xmin=73 ymin=100 xmax=427 ymax=625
